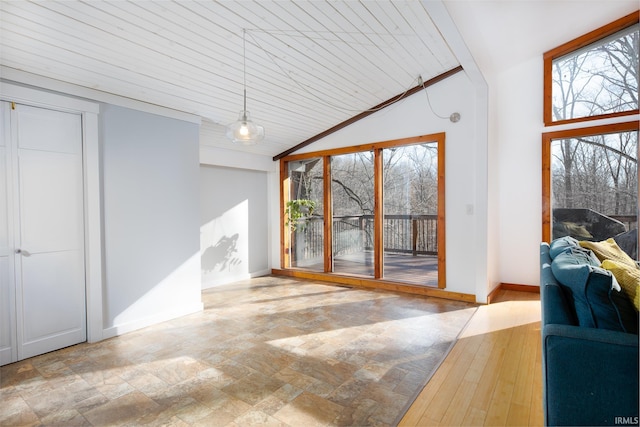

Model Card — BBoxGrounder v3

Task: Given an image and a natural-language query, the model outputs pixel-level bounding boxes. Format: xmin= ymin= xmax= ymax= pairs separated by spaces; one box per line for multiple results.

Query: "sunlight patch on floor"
xmin=460 ymin=299 xmax=541 ymax=338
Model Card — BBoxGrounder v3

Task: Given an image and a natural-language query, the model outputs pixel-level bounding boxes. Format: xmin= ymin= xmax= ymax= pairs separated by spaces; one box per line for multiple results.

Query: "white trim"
xmin=82 ymin=112 xmax=103 ymax=343
xmin=0 ymin=83 xmax=104 ymax=344
xmin=267 ymin=170 xmax=276 ymax=272
xmin=0 ymin=103 xmax=18 ymax=365
xmin=422 ymin=0 xmax=491 ymax=303
xmin=201 ymin=269 xmax=272 ymax=290
xmin=0 ymin=81 xmax=99 ymax=114
xmin=1 ymin=67 xmax=201 ymax=125
xmin=199 ymin=145 xmax=276 ymax=172
xmin=102 ymin=302 xmax=203 ymax=340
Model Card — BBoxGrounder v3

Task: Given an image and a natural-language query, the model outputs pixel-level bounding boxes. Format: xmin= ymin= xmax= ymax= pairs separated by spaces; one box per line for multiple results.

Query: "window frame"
xmin=543 ymin=11 xmax=639 ymax=127
xmin=541 ymin=120 xmax=640 ymax=243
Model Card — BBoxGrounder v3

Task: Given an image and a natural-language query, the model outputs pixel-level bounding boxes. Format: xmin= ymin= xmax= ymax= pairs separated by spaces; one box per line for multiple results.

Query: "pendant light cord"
xmin=245 ymin=29 xmax=452 ymax=117
xmin=242 ymin=28 xmax=247 ymax=116
xmin=237 ymin=29 xmax=456 ymax=123
xmin=245 ymin=29 xmax=419 ymax=114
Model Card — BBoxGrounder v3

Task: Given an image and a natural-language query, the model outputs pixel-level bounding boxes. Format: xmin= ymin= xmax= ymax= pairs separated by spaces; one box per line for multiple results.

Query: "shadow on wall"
xmin=201 ymin=234 xmax=242 ymax=272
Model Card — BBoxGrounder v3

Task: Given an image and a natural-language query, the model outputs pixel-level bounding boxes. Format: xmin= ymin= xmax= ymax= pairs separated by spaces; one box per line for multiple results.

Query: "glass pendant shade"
xmin=226 ymin=110 xmax=265 ymax=145
xmin=226 ymin=29 xmax=265 ymax=145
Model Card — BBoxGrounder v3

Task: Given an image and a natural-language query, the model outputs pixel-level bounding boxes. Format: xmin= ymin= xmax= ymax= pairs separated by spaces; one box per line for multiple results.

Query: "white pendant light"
xmin=226 ymin=29 xmax=265 ymax=145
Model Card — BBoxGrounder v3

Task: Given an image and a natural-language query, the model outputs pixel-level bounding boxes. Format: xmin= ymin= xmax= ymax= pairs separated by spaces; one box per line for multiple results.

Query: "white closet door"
xmin=13 ymin=104 xmax=86 ymax=360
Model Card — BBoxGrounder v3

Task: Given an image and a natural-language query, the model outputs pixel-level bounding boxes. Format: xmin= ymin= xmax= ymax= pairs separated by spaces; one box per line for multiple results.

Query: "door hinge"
xmin=11 ymin=101 xmax=16 ymax=110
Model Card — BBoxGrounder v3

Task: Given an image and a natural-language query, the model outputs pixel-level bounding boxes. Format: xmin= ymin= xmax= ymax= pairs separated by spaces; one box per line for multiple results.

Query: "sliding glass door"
xmin=382 ymin=143 xmax=439 ymax=285
xmin=331 ymin=152 xmax=375 ymax=277
xmin=287 ymin=158 xmax=324 ymax=271
xmin=281 ymin=133 xmax=445 ymax=288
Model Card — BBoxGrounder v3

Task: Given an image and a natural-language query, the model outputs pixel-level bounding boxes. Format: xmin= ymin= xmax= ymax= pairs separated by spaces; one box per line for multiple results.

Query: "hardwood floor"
xmin=399 ymin=289 xmax=543 ymax=426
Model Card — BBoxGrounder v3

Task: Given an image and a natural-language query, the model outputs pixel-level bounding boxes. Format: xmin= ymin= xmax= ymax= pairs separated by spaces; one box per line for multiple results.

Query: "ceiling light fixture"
xmin=226 ymin=29 xmax=264 ymax=145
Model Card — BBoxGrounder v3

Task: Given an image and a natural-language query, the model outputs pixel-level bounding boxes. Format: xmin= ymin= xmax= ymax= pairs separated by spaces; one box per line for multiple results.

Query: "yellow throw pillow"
xmin=601 ymin=259 xmax=640 ymax=312
xmin=579 ymin=238 xmax=637 ymax=268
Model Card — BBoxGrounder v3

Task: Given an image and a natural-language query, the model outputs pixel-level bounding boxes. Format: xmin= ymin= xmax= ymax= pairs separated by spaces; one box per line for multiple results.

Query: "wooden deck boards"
xmin=293 ymin=252 xmax=438 ymax=286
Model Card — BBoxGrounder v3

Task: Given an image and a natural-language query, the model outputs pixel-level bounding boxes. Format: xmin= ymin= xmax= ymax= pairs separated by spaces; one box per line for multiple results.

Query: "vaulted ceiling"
xmin=0 ymin=0 xmax=459 ymax=157
xmin=1 ymin=1 xmax=637 ymax=159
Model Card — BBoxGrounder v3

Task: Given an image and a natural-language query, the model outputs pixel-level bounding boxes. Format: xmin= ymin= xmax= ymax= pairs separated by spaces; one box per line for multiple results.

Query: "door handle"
xmin=15 ymin=249 xmax=31 ymax=257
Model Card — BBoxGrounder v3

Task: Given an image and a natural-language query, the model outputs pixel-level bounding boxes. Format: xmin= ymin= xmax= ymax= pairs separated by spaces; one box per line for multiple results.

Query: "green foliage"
xmin=285 ymin=199 xmax=316 ymax=231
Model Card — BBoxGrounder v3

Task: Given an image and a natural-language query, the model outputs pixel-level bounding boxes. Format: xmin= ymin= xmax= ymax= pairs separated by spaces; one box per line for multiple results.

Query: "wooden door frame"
xmin=278 ymin=133 xmax=447 ymax=292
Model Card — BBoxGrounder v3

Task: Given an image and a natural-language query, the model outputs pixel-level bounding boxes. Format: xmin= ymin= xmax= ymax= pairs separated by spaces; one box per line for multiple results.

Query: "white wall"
xmin=442 ymin=1 xmax=639 ymax=289
xmin=486 ymin=72 xmax=501 ymax=294
xmin=495 ymin=59 xmax=640 ymax=287
xmin=200 ymin=165 xmax=270 ymax=287
xmin=490 ymin=7 xmax=640 ymax=287
xmin=101 ymin=104 xmax=202 ymax=337
xmin=271 ymin=71 xmax=483 ymax=298
xmin=494 ymin=57 xmax=544 ymax=286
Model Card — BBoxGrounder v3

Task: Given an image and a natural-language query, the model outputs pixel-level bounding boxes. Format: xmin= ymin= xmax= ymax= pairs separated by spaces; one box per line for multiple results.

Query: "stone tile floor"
xmin=1 ymin=276 xmax=477 ymax=426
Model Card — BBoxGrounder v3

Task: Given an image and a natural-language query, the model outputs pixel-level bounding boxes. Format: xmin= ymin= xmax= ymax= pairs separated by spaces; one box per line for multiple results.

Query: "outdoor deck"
xmin=294 ymin=251 xmax=439 ymax=287
xmin=291 ymin=214 xmax=440 ymax=286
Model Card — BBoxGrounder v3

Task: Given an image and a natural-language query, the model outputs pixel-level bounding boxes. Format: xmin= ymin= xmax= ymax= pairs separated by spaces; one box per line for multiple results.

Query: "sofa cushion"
xmin=579 ymin=238 xmax=637 ymax=268
xmin=601 ymin=259 xmax=640 ymax=312
xmin=551 ymin=250 xmax=638 ymax=333
xmin=549 ymin=236 xmax=580 ymax=259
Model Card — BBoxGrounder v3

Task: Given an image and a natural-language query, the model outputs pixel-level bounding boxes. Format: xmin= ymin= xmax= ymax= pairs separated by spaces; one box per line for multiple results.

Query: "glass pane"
xmin=287 ymin=158 xmax=323 ymax=270
xmin=331 ymin=152 xmax=374 ymax=277
xmin=382 ymin=144 xmax=438 ymax=286
xmin=551 ymin=131 xmax=638 ymax=259
xmin=551 ymin=25 xmax=639 ymax=122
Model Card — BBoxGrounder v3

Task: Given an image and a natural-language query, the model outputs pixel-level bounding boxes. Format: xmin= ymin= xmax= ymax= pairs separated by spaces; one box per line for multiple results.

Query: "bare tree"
xmin=551 ymin=26 xmax=638 ymax=224
xmin=597 ymin=30 xmax=638 ymax=112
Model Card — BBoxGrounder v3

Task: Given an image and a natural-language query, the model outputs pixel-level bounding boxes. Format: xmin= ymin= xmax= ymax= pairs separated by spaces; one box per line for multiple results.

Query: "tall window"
xmin=543 ymin=11 xmax=640 ymax=259
xmin=543 ymin=123 xmax=639 ymax=256
xmin=281 ymin=134 xmax=445 ymax=288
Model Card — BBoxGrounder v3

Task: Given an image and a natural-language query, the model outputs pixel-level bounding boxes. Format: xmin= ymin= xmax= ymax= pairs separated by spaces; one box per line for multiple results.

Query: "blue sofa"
xmin=540 ymin=241 xmax=639 ymax=426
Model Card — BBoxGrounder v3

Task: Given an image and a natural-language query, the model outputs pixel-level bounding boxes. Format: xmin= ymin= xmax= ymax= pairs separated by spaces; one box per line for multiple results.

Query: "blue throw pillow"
xmin=554 ymin=246 xmax=600 ymax=267
xmin=549 ymin=236 xmax=580 ymax=259
xmin=551 ymin=250 xmax=638 ymax=333
xmin=572 ymin=246 xmax=602 ymax=266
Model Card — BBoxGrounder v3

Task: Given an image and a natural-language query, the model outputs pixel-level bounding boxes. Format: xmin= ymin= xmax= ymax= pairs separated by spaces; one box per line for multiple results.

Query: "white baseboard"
xmin=201 ymin=269 xmax=271 ymax=290
xmin=0 ymin=347 xmax=16 ymax=367
xmin=251 ymin=268 xmax=272 ymax=278
xmin=102 ymin=301 xmax=204 ymax=340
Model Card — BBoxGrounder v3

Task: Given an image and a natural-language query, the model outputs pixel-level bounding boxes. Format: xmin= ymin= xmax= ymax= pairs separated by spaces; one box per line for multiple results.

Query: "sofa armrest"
xmin=542 ymin=324 xmax=639 ymax=426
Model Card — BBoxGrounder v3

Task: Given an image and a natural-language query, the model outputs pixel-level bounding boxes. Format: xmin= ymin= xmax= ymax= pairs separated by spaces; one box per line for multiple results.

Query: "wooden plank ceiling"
xmin=0 ymin=0 xmax=459 ymax=157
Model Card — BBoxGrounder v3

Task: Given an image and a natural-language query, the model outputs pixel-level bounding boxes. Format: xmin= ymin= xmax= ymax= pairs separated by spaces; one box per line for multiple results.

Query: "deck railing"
xmin=610 ymin=215 xmax=638 ymax=232
xmin=292 ymin=214 xmax=438 ymax=262
xmin=293 ymin=214 xmax=638 ymax=263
